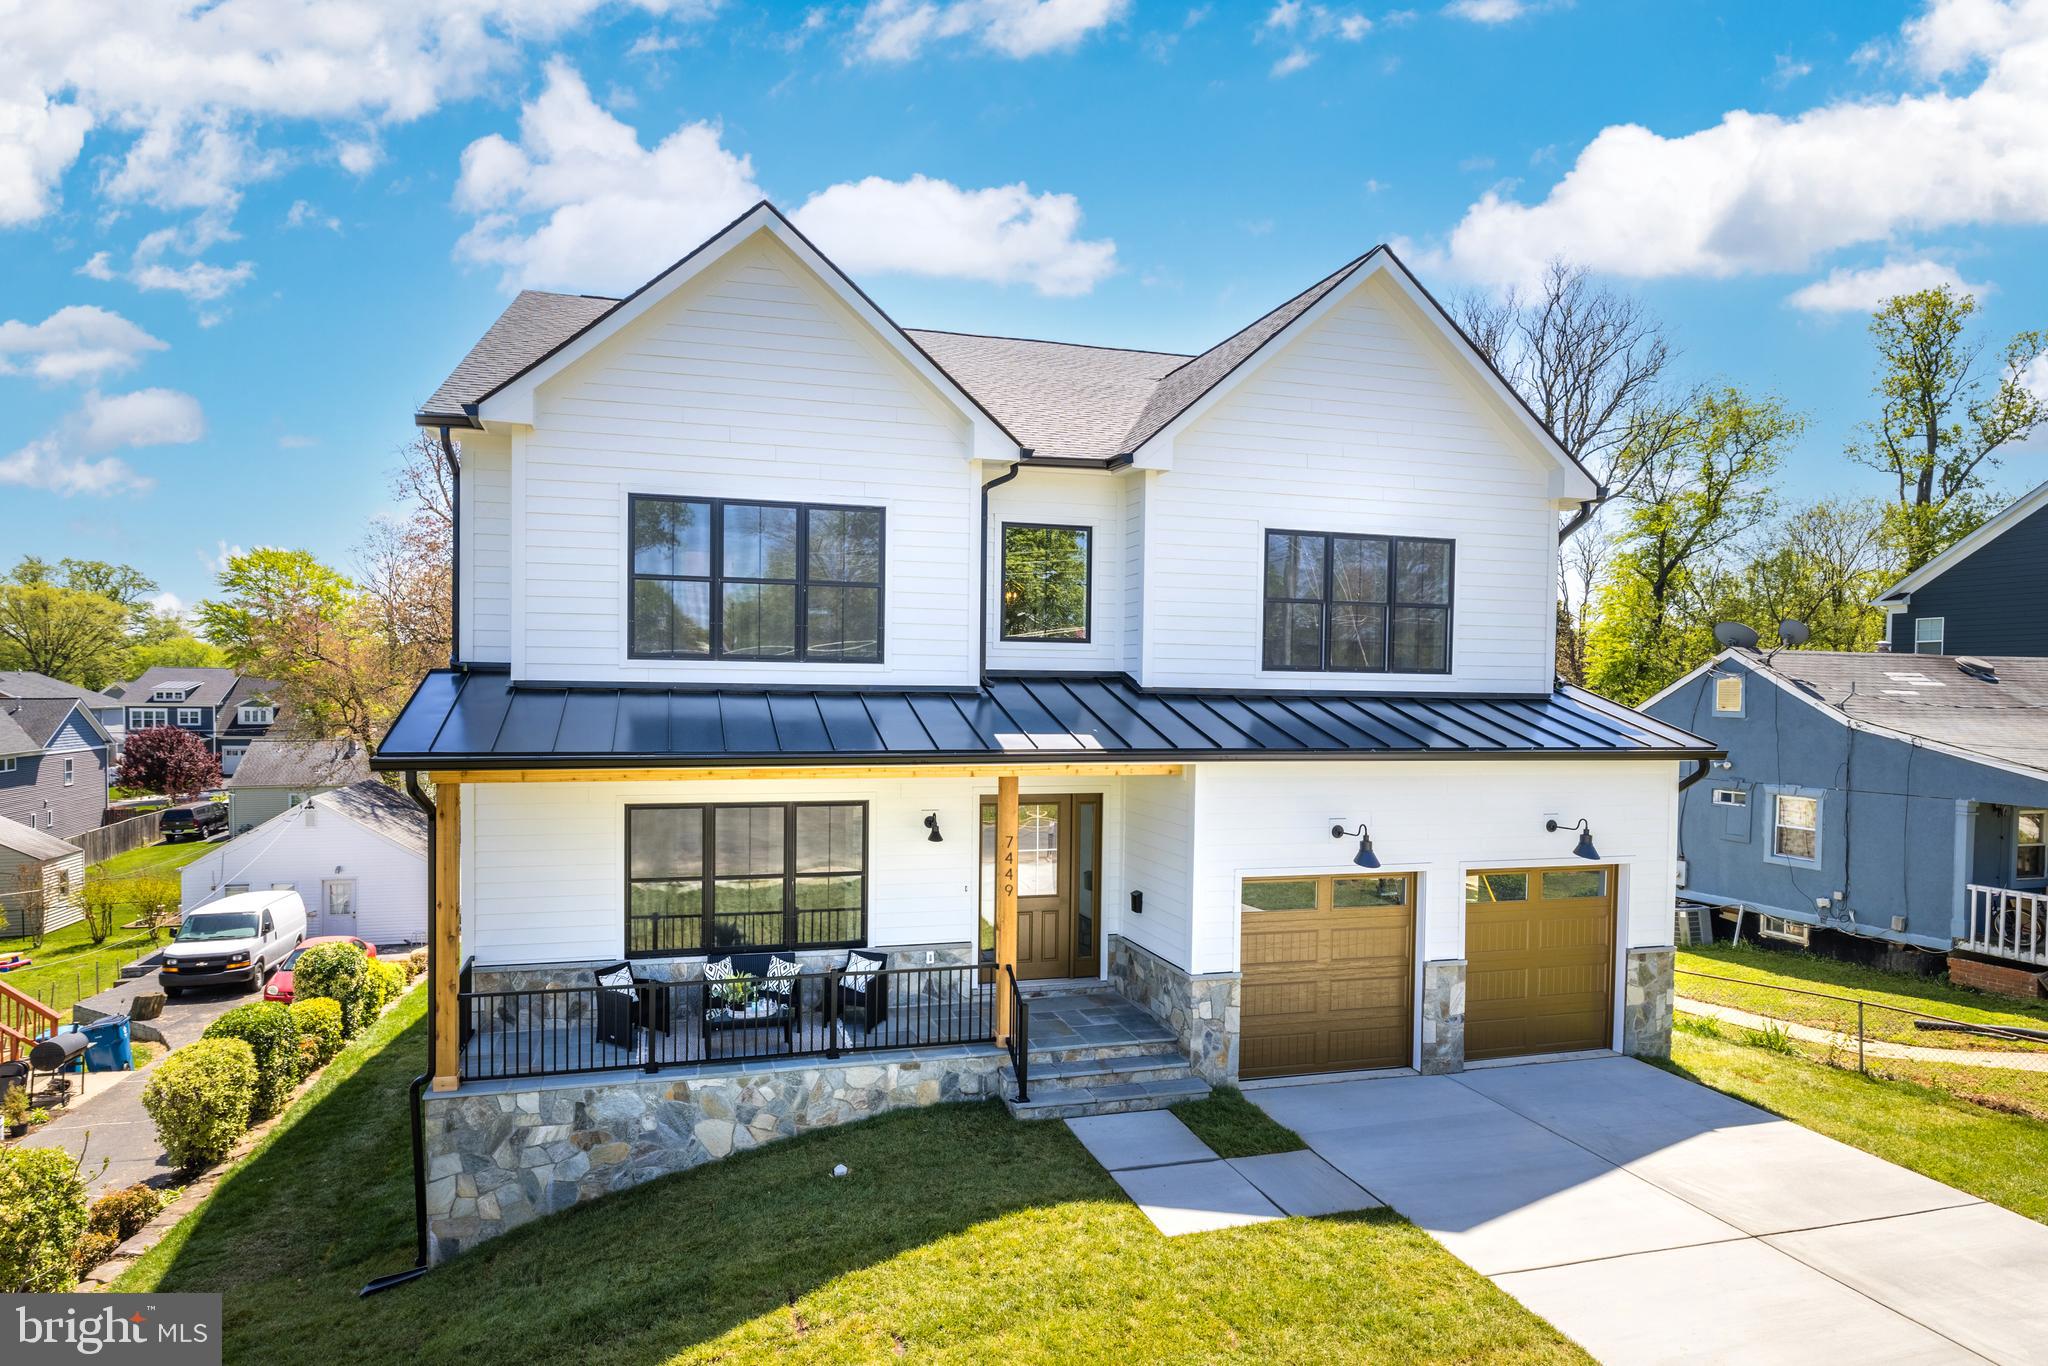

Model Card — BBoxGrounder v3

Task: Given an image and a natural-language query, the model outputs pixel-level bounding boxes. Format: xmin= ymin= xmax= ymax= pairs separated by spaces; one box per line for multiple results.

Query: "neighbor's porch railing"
xmin=457 ymin=962 xmax=997 ymax=1085
xmin=1962 ymin=885 xmax=2048 ymax=968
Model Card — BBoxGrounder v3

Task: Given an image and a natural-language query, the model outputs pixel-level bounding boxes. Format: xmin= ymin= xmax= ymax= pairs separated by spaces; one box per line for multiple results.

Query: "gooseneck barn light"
xmin=1330 ymin=823 xmax=1381 ymax=869
xmin=1546 ymin=818 xmax=1599 ymax=861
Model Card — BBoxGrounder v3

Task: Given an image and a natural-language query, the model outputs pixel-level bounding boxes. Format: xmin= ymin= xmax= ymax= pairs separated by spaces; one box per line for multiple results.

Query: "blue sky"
xmin=3 ymin=0 xmax=2045 ymax=614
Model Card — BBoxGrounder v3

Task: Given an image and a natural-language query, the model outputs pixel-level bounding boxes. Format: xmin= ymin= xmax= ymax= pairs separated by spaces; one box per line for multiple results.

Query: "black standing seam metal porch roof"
xmin=371 ymin=669 xmax=1716 ymax=770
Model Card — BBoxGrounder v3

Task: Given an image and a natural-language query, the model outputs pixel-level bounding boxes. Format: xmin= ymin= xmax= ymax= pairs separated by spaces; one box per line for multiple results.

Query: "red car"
xmin=263 ymin=936 xmax=377 ymax=1004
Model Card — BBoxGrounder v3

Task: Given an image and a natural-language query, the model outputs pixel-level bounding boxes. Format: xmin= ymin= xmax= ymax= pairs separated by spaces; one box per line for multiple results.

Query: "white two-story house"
xmin=376 ymin=203 xmax=1713 ymax=1258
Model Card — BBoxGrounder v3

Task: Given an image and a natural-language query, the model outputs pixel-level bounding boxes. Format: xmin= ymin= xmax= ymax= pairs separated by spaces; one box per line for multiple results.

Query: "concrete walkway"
xmin=1252 ymin=1055 xmax=2048 ymax=1364
xmin=1677 ymin=996 xmax=2048 ymax=1072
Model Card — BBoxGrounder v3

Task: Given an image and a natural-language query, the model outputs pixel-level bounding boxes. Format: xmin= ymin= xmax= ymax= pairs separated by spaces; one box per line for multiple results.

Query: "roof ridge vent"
xmin=1955 ymin=656 xmax=1999 ymax=682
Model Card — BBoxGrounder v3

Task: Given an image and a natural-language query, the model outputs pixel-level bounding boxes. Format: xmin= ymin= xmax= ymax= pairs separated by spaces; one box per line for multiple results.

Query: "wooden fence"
xmin=69 ymin=810 xmax=162 ymax=866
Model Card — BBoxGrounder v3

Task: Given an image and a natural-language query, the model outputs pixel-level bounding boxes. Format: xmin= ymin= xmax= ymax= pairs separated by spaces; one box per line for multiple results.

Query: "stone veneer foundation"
xmin=1622 ymin=945 xmax=1675 ymax=1059
xmin=1106 ymin=935 xmax=1239 ymax=1083
xmin=1419 ymin=958 xmax=1466 ymax=1074
xmin=422 ymin=1045 xmax=1006 ymax=1260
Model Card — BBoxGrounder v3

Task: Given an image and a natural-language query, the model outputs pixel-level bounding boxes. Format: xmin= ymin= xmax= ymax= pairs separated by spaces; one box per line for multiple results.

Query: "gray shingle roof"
xmin=419 ymin=289 xmax=619 ymax=418
xmin=227 ymin=738 xmax=369 ymax=790
xmin=902 ymin=331 xmax=1189 ymax=460
xmin=320 ymin=780 xmax=426 ymax=856
xmin=0 ymin=819 xmax=80 ymax=862
xmin=122 ymin=667 xmax=242 ymax=710
xmin=0 ymin=672 xmax=110 ymax=707
xmin=1752 ymin=650 xmax=2048 ymax=776
xmin=0 ymin=699 xmax=96 ymax=751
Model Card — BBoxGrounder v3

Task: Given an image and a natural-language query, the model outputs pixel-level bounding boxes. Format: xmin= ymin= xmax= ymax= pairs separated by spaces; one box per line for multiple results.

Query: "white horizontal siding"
xmin=985 ymin=469 xmax=1126 ymax=672
xmin=1141 ymin=276 xmax=1560 ymax=693
xmin=180 ymin=799 xmax=426 ymax=946
xmin=509 ymin=238 xmax=977 ymax=685
xmin=1119 ymin=770 xmax=1194 ymax=969
xmin=462 ymin=435 xmax=512 ymax=663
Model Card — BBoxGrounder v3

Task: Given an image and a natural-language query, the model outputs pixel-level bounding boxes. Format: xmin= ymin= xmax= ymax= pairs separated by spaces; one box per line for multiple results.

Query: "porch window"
xmin=625 ymin=802 xmax=867 ymax=958
xmin=2020 ymin=810 xmax=2045 ymax=881
xmin=628 ymin=495 xmax=883 ymax=662
xmin=1771 ymin=792 xmax=1820 ymax=863
xmin=1914 ymin=616 xmax=1945 ymax=654
xmin=1001 ymin=523 xmax=1091 ymax=642
xmin=1262 ymin=530 xmax=1453 ymax=673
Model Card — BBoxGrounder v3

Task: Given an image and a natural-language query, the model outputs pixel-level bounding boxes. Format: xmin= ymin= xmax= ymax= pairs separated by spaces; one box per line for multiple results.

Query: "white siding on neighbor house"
xmin=1186 ymin=757 xmax=1682 ymax=979
xmin=0 ymin=849 xmax=85 ymax=936
xmin=985 ymin=469 xmax=1126 ymax=673
xmin=507 ymin=236 xmax=979 ymax=685
xmin=1138 ymin=275 xmax=1561 ymax=694
xmin=460 ymin=433 xmax=513 ymax=662
xmin=459 ymin=774 xmax=1126 ymax=969
xmin=180 ymin=799 xmax=426 ymax=946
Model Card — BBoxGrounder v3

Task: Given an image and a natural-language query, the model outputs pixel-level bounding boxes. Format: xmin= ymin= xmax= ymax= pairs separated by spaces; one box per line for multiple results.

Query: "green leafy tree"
xmin=0 ymin=567 xmax=131 ymax=688
xmin=197 ymin=548 xmax=355 ymax=665
xmin=1586 ymin=388 xmax=1801 ymax=704
xmin=1701 ymin=499 xmax=1893 ymax=655
xmin=127 ymin=608 xmax=228 ymax=674
xmin=1848 ymin=285 xmax=2048 ymax=570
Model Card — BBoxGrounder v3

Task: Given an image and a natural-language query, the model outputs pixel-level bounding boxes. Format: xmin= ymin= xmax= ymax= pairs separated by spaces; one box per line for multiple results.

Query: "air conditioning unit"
xmin=1757 ymin=915 xmax=1811 ymax=946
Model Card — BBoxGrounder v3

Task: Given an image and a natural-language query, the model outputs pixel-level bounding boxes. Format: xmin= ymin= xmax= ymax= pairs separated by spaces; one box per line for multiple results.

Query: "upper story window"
xmin=132 ymin=708 xmax=168 ymax=729
xmin=62 ymin=758 xmax=73 ymax=786
xmin=628 ymin=495 xmax=883 ymax=663
xmin=2019 ymin=810 xmax=2045 ymax=881
xmin=1262 ymin=530 xmax=1453 ymax=674
xmin=1001 ymin=523 xmax=1091 ymax=643
xmin=150 ymin=687 xmax=188 ymax=702
xmin=1713 ymin=675 xmax=1744 ymax=714
xmin=176 ymin=708 xmax=203 ymax=727
xmin=238 ymin=705 xmax=275 ymax=726
xmin=0 ymin=758 xmax=14 ymax=774
xmin=1914 ymin=616 xmax=1945 ymax=655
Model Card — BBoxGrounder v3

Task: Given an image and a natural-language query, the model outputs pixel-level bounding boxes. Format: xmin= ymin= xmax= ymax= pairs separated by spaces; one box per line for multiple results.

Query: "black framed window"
xmin=1262 ymin=529 xmax=1453 ymax=673
xmin=629 ymin=495 xmax=882 ymax=662
xmin=626 ymin=802 xmax=867 ymax=957
xmin=1000 ymin=523 xmax=1091 ymax=643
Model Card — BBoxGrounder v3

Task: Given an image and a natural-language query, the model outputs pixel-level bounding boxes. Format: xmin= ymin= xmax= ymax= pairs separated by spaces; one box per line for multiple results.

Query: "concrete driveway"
xmin=1251 ymin=1056 xmax=2048 ymax=1364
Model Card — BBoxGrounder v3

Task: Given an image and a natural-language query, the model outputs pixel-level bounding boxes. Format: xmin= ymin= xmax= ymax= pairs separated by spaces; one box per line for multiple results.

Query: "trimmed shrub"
xmin=204 ymin=1002 xmax=300 ymax=1120
xmin=0 ymin=1146 xmax=89 ymax=1292
xmin=88 ymin=1184 xmax=169 ymax=1242
xmin=365 ymin=958 xmax=407 ymax=1014
xmin=289 ymin=997 xmax=345 ymax=1068
xmin=403 ymin=947 xmax=428 ymax=982
xmin=141 ymin=1038 xmax=255 ymax=1172
xmin=71 ymin=1231 xmax=119 ymax=1276
xmin=296 ymin=1036 xmax=321 ymax=1080
xmin=293 ymin=941 xmax=370 ymax=1035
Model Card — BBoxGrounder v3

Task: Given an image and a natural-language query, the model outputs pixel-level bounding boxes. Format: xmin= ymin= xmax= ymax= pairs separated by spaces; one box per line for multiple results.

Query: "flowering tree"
xmin=120 ymin=726 xmax=220 ymax=799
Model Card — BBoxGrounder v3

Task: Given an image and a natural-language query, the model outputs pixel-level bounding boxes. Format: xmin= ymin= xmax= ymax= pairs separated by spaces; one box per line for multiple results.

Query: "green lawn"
xmin=92 ymin=839 xmax=214 ymax=880
xmin=1 ymin=914 xmax=158 ymax=1014
xmin=1171 ymin=1084 xmax=1308 ymax=1158
xmin=119 ymin=994 xmax=1583 ymax=1365
xmin=1662 ymin=1030 xmax=2048 ymax=1225
xmin=1676 ymin=943 xmax=2048 ymax=1051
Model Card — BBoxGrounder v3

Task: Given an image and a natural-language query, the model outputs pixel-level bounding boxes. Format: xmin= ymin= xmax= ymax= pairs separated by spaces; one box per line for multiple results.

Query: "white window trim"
xmin=1711 ymin=788 xmax=1747 ymax=807
xmin=62 ymin=758 xmax=73 ymax=786
xmin=176 ymin=707 xmax=203 ymax=727
xmin=238 ymin=706 xmax=275 ymax=725
xmin=0 ymin=757 xmax=14 ymax=774
xmin=1765 ymin=785 xmax=1823 ymax=867
xmin=150 ymin=688 xmax=187 ymax=702
xmin=1914 ymin=616 xmax=1945 ymax=655
xmin=1712 ymin=674 xmax=1745 ymax=716
xmin=132 ymin=708 xmax=168 ymax=729
xmin=2019 ymin=808 xmax=2046 ymax=883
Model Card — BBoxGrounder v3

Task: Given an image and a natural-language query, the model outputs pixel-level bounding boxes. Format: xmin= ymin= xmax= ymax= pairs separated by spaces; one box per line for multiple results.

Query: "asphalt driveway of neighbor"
xmin=1251 ymin=1055 xmax=2048 ymax=1365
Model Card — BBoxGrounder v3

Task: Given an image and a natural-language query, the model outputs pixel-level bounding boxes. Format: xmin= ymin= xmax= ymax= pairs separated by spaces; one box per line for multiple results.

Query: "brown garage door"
xmin=1465 ymin=866 xmax=1616 ymax=1061
xmin=1240 ymin=873 xmax=1414 ymax=1080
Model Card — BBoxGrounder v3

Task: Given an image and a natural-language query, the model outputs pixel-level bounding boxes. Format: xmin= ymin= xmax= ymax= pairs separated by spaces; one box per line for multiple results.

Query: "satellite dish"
xmin=1778 ymin=620 xmax=1811 ymax=648
xmin=1713 ymin=622 xmax=1760 ymax=650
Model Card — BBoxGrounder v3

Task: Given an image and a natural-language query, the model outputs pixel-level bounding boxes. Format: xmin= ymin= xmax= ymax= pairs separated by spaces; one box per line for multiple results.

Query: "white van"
xmin=159 ymin=889 xmax=308 ymax=995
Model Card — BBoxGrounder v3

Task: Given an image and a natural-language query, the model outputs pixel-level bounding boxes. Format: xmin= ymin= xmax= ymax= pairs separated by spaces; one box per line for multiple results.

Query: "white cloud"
xmin=851 ymin=0 xmax=1128 ymax=62
xmin=277 ymin=433 xmax=318 ymax=449
xmin=0 ymin=386 xmax=204 ymax=497
xmin=454 ymin=61 xmax=1117 ymax=296
xmin=1260 ymin=2 xmax=1368 ymax=75
xmin=0 ymin=90 xmax=92 ymax=226
xmin=334 ymin=138 xmax=380 ymax=176
xmin=628 ymin=31 xmax=683 ymax=55
xmin=129 ymin=257 xmax=255 ymax=302
xmin=146 ymin=590 xmax=183 ymax=616
xmin=76 ymin=251 xmax=116 ymax=281
xmin=1787 ymin=258 xmax=1991 ymax=313
xmin=1419 ymin=0 xmax=2048 ymax=289
xmin=1445 ymin=0 xmax=1529 ymax=21
xmin=1271 ymin=48 xmax=1314 ymax=76
xmin=284 ymin=199 xmax=340 ymax=231
xmin=0 ymin=305 xmax=166 ymax=382
xmin=1771 ymin=54 xmax=1814 ymax=88
xmin=201 ymin=540 xmax=246 ymax=576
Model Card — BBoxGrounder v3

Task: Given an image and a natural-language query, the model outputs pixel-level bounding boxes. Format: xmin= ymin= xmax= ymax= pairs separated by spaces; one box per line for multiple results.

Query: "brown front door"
xmin=980 ymin=794 xmax=1101 ymax=980
xmin=1465 ymin=865 xmax=1616 ymax=1061
xmin=1239 ymin=873 xmax=1415 ymax=1079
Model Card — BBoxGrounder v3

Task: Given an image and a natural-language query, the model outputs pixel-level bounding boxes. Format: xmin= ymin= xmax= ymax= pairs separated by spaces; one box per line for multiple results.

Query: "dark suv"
xmin=159 ymin=802 xmax=228 ymax=843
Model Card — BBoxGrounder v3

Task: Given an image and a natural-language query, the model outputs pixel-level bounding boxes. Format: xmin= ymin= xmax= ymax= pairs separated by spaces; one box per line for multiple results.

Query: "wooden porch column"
xmin=430 ymin=780 xmax=462 ymax=1092
xmin=994 ymin=773 xmax=1019 ymax=1045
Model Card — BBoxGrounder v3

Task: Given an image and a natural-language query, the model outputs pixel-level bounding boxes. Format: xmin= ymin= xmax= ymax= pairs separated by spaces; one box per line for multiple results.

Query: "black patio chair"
xmin=591 ymin=962 xmax=670 ymax=1051
xmin=835 ymin=950 xmax=889 ymax=1036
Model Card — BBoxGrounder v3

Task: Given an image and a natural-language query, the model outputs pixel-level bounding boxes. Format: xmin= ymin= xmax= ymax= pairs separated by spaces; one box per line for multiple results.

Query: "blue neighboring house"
xmin=1876 ymin=479 xmax=2048 ymax=658
xmin=0 ymin=681 xmax=114 ymax=843
xmin=115 ymin=666 xmax=282 ymax=777
xmin=1645 ymin=649 xmax=2048 ymax=991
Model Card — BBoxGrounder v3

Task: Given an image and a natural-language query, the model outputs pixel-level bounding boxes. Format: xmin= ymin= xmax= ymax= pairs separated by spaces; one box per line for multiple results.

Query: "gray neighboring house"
xmin=1645 ymin=649 xmax=2048 ymax=991
xmin=1876 ymin=480 xmax=2048 ymax=658
xmin=117 ymin=666 xmax=282 ymax=777
xmin=0 ymin=686 xmax=113 ymax=843
xmin=226 ymin=737 xmax=371 ymax=833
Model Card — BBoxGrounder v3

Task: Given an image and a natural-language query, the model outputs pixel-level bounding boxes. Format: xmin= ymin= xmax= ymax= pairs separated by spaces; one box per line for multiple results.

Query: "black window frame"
xmin=1261 ymin=528 xmax=1455 ymax=675
xmin=627 ymin=493 xmax=886 ymax=664
xmin=998 ymin=521 xmax=1093 ymax=645
xmin=624 ymin=800 xmax=870 ymax=959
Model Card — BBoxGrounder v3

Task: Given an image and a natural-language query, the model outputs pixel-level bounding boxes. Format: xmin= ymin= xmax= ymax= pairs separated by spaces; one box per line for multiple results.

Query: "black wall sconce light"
xmin=1330 ymin=823 xmax=1381 ymax=869
xmin=923 ymin=812 xmax=943 ymax=843
xmin=1546 ymin=817 xmax=1599 ymax=860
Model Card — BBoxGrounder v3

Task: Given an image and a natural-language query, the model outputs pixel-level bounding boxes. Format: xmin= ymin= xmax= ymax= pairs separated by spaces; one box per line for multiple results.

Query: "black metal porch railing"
xmin=1001 ymin=963 xmax=1029 ymax=1103
xmin=456 ymin=962 xmax=998 ymax=1084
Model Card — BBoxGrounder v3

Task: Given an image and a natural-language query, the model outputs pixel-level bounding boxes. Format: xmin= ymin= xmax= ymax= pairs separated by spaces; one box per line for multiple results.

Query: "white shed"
xmin=179 ymin=780 xmax=426 ymax=947
xmin=0 ymin=820 xmax=86 ymax=936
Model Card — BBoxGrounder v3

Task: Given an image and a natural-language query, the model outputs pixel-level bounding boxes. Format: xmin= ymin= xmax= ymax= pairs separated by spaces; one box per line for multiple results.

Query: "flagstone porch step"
xmin=1002 ymin=1049 xmax=1194 ymax=1093
xmin=1004 ymin=1073 xmax=1212 ymax=1122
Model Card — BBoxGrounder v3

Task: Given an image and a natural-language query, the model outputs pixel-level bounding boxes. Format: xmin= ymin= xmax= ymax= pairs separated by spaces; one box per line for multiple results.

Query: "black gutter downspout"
xmin=978 ymin=458 xmax=1024 ymax=686
xmin=359 ymin=770 xmax=437 ymax=1297
xmin=438 ymin=426 xmax=461 ymax=668
xmin=1677 ymin=756 xmax=1714 ymax=792
xmin=1558 ymin=488 xmax=1606 ymax=543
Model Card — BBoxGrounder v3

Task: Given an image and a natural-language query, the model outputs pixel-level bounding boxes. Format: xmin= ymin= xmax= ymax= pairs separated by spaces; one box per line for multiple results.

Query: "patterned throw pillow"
xmin=763 ymin=956 xmax=802 ymax=1000
xmin=842 ymin=951 xmax=885 ymax=991
xmin=595 ymin=964 xmax=635 ymax=995
xmin=702 ymin=956 xmax=748 ymax=1008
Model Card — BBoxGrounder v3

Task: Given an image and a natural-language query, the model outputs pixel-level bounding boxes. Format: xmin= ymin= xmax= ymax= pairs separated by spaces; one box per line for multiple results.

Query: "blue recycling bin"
xmin=79 ymin=1014 xmax=133 ymax=1072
